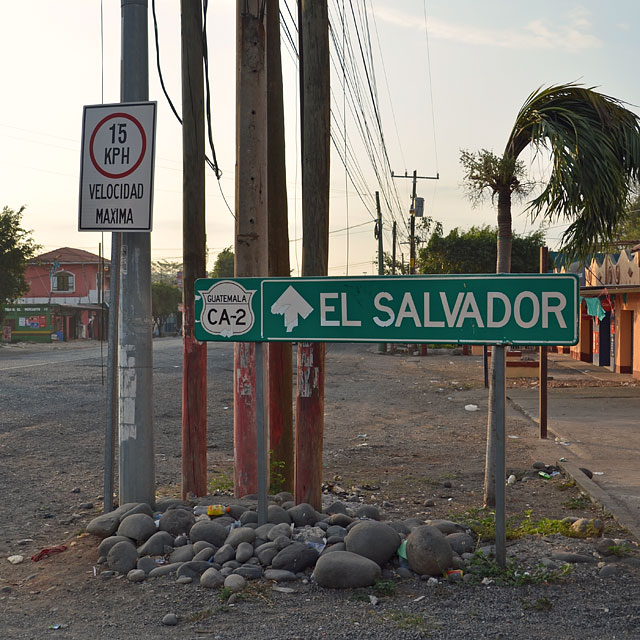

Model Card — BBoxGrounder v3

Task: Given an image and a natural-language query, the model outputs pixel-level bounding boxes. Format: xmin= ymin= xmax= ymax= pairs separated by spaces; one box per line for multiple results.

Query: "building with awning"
xmin=3 ymin=247 xmax=110 ymax=342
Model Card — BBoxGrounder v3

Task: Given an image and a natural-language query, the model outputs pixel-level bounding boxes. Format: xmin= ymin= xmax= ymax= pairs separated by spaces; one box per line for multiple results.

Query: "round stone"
xmin=344 ymin=520 xmax=400 ymax=566
xmin=126 ymin=569 xmax=146 ymax=583
xmin=235 ymin=541 xmax=255 ymax=563
xmin=162 ymin=613 xmax=178 ymax=626
xmin=107 ymin=540 xmax=138 ymax=574
xmin=406 ymin=525 xmax=453 ymax=576
xmin=158 ymin=509 xmax=196 ymax=537
xmin=226 ymin=527 xmax=256 ymax=548
xmin=201 ymin=567 xmax=225 ymax=588
xmin=224 ymin=574 xmax=247 ymax=592
xmin=314 ymin=551 xmax=381 ymax=588
xmin=189 ymin=520 xmax=228 ymax=547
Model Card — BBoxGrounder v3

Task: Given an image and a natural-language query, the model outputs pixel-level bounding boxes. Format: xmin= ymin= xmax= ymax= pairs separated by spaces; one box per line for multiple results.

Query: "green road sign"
xmin=194 ymin=274 xmax=579 ymax=345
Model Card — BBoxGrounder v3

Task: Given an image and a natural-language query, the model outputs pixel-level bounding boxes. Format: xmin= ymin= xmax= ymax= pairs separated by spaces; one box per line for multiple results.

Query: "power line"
xmin=151 ymin=0 xmax=234 ymax=218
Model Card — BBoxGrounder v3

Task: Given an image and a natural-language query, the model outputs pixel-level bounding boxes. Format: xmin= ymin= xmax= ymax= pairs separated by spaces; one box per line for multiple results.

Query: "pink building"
xmin=15 ymin=247 xmax=111 ymax=341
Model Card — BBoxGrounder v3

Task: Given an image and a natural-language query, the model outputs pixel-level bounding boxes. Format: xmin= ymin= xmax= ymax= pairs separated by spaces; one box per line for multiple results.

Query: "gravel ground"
xmin=1 ymin=338 xmax=640 ymax=639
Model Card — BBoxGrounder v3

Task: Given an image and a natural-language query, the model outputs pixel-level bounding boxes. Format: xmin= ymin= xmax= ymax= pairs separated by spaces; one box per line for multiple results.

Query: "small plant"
xmin=187 ymin=609 xmax=214 ymax=623
xmin=350 ymin=590 xmax=370 ymax=603
xmin=557 ymin=479 xmax=576 ymax=491
xmin=521 ymin=596 xmax=553 ymax=612
xmin=563 ymin=495 xmax=591 ymax=510
xmin=607 ymin=542 xmax=632 ymax=557
xmin=269 ymin=452 xmax=287 ymax=494
xmin=209 ymin=470 xmax=234 ymax=494
xmin=218 ymin=587 xmax=234 ymax=602
xmin=373 ymin=579 xmax=396 ymax=597
xmin=386 ymin=611 xmax=428 ymax=631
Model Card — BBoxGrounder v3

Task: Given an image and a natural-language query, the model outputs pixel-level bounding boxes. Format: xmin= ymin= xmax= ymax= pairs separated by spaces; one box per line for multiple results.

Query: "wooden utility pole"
xmin=391 ymin=170 xmax=439 ymax=273
xmin=296 ymin=0 xmax=330 ymax=509
xmin=266 ymin=0 xmax=294 ymax=493
xmin=391 ymin=170 xmax=438 ymax=356
xmin=389 ymin=221 xmax=397 ymax=354
xmin=376 ymin=192 xmax=385 ymax=354
xmin=181 ymin=0 xmax=207 ymax=498
xmin=391 ymin=221 xmax=397 ymax=275
xmin=234 ymin=0 xmax=268 ymax=497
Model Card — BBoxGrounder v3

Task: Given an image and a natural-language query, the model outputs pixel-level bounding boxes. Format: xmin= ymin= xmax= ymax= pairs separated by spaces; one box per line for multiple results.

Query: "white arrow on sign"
xmin=270 ymin=286 xmax=314 ymax=332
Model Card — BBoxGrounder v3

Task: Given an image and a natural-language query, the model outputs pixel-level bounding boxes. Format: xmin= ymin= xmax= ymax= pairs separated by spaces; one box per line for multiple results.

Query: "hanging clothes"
xmin=582 ymin=296 xmax=606 ymax=321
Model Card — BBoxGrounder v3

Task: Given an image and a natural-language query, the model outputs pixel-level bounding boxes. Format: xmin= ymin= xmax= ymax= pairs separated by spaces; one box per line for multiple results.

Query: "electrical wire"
xmin=422 ymin=0 xmax=439 ymax=173
xmin=151 ymin=0 xmax=234 ymax=218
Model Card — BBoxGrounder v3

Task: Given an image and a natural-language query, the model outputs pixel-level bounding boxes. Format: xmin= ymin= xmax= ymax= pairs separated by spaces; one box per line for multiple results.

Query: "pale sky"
xmin=1 ymin=1 xmax=639 ymax=275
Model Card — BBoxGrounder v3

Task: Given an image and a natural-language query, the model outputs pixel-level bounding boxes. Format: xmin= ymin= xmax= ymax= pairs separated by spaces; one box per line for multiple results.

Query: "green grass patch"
xmin=385 ymin=611 xmax=430 ymax=631
xmin=455 ymin=508 xmax=602 ymax=541
xmin=521 ymin=596 xmax=553 ymax=612
xmin=465 ymin=552 xmax=572 ymax=586
xmin=563 ymin=495 xmax=591 ymax=510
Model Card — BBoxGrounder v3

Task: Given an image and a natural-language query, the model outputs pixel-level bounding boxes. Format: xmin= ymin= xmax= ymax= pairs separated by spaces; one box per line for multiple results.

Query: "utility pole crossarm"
xmin=391 ymin=172 xmax=440 ymax=181
xmin=391 ymin=170 xmax=439 ymax=276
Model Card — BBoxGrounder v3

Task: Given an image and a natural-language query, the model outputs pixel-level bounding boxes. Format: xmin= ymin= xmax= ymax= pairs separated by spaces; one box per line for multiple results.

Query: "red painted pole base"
xmin=295 ymin=342 xmax=325 ymax=510
xmin=268 ymin=341 xmax=294 ymax=493
xmin=182 ymin=334 xmax=207 ymax=498
xmin=234 ymin=342 xmax=258 ymax=497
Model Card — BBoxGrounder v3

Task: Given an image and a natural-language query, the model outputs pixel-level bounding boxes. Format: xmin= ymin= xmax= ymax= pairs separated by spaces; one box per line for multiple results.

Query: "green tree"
xmin=0 ymin=206 xmax=40 ymax=325
xmin=152 ymin=282 xmax=181 ymax=336
xmin=211 ymin=247 xmax=234 ymax=278
xmin=461 ymin=83 xmax=640 ymax=508
xmin=383 ymin=216 xmax=440 ymax=275
xmin=418 ymin=225 xmax=545 ymax=274
xmin=151 ymin=259 xmax=183 ymax=284
xmin=382 ymin=252 xmax=408 ymax=275
xmin=614 ymin=194 xmax=640 ymax=243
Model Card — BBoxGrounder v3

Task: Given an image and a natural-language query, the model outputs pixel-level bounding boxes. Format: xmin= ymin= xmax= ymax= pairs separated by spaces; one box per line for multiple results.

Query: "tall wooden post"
xmin=296 ymin=0 xmax=330 ymax=509
xmin=266 ymin=0 xmax=294 ymax=493
xmin=181 ymin=0 xmax=208 ymax=498
xmin=376 ymin=192 xmax=385 ymax=354
xmin=234 ymin=0 xmax=268 ymax=497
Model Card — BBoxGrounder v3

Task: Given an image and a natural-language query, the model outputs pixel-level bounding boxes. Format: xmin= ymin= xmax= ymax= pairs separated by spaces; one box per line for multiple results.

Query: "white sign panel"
xmin=79 ymin=102 xmax=156 ymax=231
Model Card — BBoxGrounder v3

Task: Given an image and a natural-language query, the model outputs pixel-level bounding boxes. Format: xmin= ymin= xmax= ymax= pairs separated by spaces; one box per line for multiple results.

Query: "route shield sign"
xmin=78 ymin=101 xmax=157 ymax=231
xmin=195 ymin=274 xmax=579 ymax=346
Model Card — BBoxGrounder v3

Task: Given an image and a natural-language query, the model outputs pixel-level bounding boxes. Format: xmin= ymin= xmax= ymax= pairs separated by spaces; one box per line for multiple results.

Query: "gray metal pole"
xmin=104 ymin=233 xmax=121 ymax=512
xmin=255 ymin=342 xmax=268 ymax=525
xmin=494 ymin=345 xmax=507 ymax=567
xmin=119 ymin=0 xmax=155 ymax=506
xmin=539 ymin=246 xmax=549 ymax=439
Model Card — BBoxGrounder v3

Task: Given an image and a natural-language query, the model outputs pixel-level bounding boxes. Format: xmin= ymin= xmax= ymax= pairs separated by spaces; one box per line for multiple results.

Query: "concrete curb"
xmin=557 ymin=461 xmax=640 ymax=542
xmin=507 ymin=396 xmax=640 ymax=541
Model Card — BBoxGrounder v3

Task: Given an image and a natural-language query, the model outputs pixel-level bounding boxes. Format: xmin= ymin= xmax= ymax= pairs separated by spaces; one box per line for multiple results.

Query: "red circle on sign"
xmin=89 ymin=112 xmax=147 ymax=179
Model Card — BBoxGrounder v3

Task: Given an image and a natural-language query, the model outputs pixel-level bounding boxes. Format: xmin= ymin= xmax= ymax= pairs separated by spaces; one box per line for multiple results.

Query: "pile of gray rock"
xmin=87 ymin=491 xmax=637 ymax=599
xmin=86 ymin=493 xmax=470 ymax=591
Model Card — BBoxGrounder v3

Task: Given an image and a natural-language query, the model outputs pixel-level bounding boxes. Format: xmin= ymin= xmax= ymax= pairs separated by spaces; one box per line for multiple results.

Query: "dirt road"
xmin=1 ymin=340 xmax=638 ymax=639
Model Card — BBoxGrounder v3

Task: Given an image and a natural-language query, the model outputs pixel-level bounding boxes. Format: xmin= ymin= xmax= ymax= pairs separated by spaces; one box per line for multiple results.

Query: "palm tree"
xmin=461 ymin=83 xmax=640 ymax=508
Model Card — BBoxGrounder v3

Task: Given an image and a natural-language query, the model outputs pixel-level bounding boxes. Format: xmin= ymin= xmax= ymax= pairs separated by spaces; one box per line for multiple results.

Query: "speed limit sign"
xmin=78 ymin=101 xmax=156 ymax=231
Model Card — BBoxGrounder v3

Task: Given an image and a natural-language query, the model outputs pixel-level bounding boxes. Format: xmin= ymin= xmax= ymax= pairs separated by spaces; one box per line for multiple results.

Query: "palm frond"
xmin=504 ymin=83 xmax=640 ymax=260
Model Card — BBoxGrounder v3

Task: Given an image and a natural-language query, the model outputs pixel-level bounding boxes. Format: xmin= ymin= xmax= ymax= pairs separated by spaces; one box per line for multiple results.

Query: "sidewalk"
xmin=508 ymin=352 xmax=640 ymax=539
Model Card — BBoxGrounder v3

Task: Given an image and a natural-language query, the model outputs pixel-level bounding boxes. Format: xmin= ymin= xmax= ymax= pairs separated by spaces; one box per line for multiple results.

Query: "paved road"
xmin=508 ymin=353 xmax=640 ymax=538
xmin=0 ymin=338 xmax=236 ymax=553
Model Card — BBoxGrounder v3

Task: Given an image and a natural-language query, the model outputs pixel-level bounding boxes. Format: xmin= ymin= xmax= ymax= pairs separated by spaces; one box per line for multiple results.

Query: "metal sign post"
xmin=79 ymin=101 xmax=157 ymax=232
xmin=195 ymin=273 xmax=579 ymax=534
xmin=195 ymin=274 xmax=579 ymax=345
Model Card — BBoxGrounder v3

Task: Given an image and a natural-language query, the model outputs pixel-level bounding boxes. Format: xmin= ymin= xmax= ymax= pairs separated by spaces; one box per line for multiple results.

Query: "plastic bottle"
xmin=193 ymin=504 xmax=230 ymax=517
